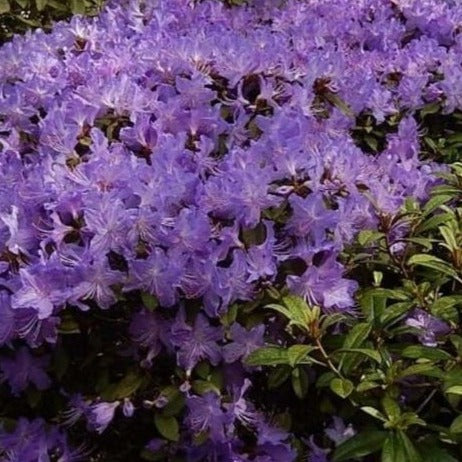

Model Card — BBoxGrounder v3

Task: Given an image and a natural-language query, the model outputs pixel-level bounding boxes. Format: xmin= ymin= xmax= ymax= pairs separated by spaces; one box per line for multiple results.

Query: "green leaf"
xmin=141 ymin=292 xmax=158 ymax=311
xmin=341 ymin=322 xmax=372 ymax=373
xmin=114 ymin=372 xmax=144 ymax=399
xmin=316 ymin=371 xmax=336 ymax=388
xmin=420 ymin=102 xmax=441 ymax=118
xmin=140 ymin=448 xmax=160 ymax=461
xmin=265 ymin=303 xmax=293 ymax=321
xmin=450 ymin=415 xmax=462 ymax=434
xmin=402 ymin=345 xmax=452 ymax=361
xmin=382 ymin=432 xmax=400 ymax=462
xmin=266 ymin=295 xmax=319 ymax=331
xmin=399 ymin=363 xmax=443 ymax=379
xmin=422 ymin=194 xmax=451 ymax=216
xmin=334 ymin=348 xmax=381 ymax=363
xmin=343 ymin=322 xmax=372 ymax=348
xmin=291 ymin=368 xmax=309 ymax=399
xmin=101 ymin=371 xmax=144 ymax=401
xmin=35 ymin=0 xmax=47 ymax=11
xmin=445 ymin=385 xmax=462 ymax=395
xmin=448 ymin=133 xmax=462 ymax=145
xmin=57 ymin=315 xmax=81 ymax=334
xmin=359 ymin=290 xmax=387 ymax=321
xmin=220 ymin=303 xmax=237 ymax=327
xmin=364 ymin=135 xmax=378 ymax=152
xmin=267 ymin=365 xmax=291 ymax=389
xmin=379 ymin=302 xmax=413 ymax=326
xmin=407 ymin=254 xmax=462 ymax=283
xmin=382 ymin=431 xmax=421 ymax=462
xmin=424 ymin=136 xmax=439 ymax=153
xmin=421 ymin=445 xmax=458 ymax=462
xmin=401 ymin=237 xmax=434 ymax=251
xmin=70 ymin=0 xmax=85 ymax=14
xmin=46 ymin=0 xmax=67 ymax=10
xmin=0 ymin=0 xmax=10 ymax=14
xmin=154 ymin=414 xmax=179 ymax=442
xmin=357 ymin=230 xmax=384 ymax=246
xmin=356 ymin=380 xmax=380 ymax=392
xmin=324 ymin=91 xmax=355 ymax=118
xmin=320 ymin=312 xmax=347 ymax=331
xmin=14 ymin=0 xmax=27 ymax=8
xmin=439 ymin=225 xmax=458 ymax=251
xmin=245 ymin=346 xmax=288 ymax=366
xmin=450 ymin=335 xmax=462 ymax=355
xmin=400 ymin=431 xmax=422 ymax=461
xmin=241 ymin=222 xmax=266 ymax=247
xmin=195 ymin=362 xmax=210 ymax=380
xmin=382 ymin=394 xmax=401 ymax=421
xmin=444 ymin=367 xmax=462 ymax=397
xmin=431 ymin=296 xmax=461 ymax=322
xmin=191 ymin=380 xmax=220 ymax=395
xmin=368 ymin=288 xmax=409 ymax=301
xmin=162 ymin=390 xmax=185 ymax=418
xmin=330 ymin=377 xmax=354 ymax=399
xmin=416 ymin=213 xmax=452 ymax=233
xmin=360 ymin=406 xmax=387 ymax=421
xmin=287 ymin=344 xmax=316 ymax=367
xmin=333 ymin=431 xmax=387 ymax=461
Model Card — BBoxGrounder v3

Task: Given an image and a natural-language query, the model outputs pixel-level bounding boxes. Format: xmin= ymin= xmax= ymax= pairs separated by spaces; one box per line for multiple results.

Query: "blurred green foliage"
xmin=0 ymin=0 xmax=104 ymax=43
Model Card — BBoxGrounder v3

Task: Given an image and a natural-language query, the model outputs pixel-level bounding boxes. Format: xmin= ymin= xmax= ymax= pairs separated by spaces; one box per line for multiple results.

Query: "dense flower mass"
xmin=1 ymin=0 xmax=462 ymax=460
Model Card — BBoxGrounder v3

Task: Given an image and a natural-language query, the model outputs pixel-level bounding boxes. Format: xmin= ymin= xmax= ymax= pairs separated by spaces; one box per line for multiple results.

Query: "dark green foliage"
xmin=0 ymin=0 xmax=104 ymax=43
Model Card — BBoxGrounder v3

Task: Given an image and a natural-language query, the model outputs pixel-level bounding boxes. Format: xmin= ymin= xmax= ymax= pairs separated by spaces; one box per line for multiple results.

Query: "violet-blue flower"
xmin=0 ymin=346 xmax=51 ymax=395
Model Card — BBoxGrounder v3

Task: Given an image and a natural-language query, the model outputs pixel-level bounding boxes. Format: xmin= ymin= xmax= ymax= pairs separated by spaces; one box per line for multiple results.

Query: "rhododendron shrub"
xmin=1 ymin=0 xmax=462 ymax=460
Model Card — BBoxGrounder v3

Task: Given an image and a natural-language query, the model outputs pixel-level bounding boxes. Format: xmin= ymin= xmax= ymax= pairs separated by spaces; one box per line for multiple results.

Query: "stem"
xmin=315 ymin=337 xmax=343 ymax=378
xmin=384 ymin=232 xmax=410 ymax=279
xmin=417 ymin=388 xmax=437 ymax=414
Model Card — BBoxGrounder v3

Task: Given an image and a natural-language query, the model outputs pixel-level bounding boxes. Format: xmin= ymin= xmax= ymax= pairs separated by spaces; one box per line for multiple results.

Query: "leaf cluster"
xmin=0 ymin=0 xmax=104 ymax=43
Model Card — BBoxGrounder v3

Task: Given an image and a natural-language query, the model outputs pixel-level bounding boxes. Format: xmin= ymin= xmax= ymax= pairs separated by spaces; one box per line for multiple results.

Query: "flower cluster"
xmin=0 ymin=0 xmax=461 ymax=460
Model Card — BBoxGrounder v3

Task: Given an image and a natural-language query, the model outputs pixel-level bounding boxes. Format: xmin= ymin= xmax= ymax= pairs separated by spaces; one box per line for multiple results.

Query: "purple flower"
xmin=12 ymin=264 xmax=70 ymax=320
xmin=146 ymin=438 xmax=166 ymax=453
xmin=14 ymin=308 xmax=60 ymax=347
xmin=86 ymin=401 xmax=120 ymax=434
xmin=225 ymin=379 xmax=258 ymax=428
xmin=254 ymin=419 xmax=289 ymax=446
xmin=84 ymin=198 xmax=136 ymax=255
xmin=246 ymin=221 xmax=278 ymax=283
xmin=61 ymin=394 xmax=91 ymax=427
xmin=0 ymin=205 xmax=37 ymax=255
xmin=186 ymin=392 xmax=230 ymax=443
xmin=170 ymin=311 xmax=223 ymax=372
xmin=122 ymin=399 xmax=135 ymax=417
xmin=223 ymin=323 xmax=265 ymax=363
xmin=325 ymin=417 xmax=355 ymax=446
xmin=216 ymin=250 xmax=254 ymax=310
xmin=0 ymin=291 xmax=15 ymax=345
xmin=288 ymin=193 xmax=339 ymax=243
xmin=126 ymin=248 xmax=182 ymax=307
xmin=287 ymin=254 xmax=358 ymax=311
xmin=129 ymin=310 xmax=170 ymax=366
xmin=0 ymin=418 xmax=85 ymax=462
xmin=120 ymin=114 xmax=158 ymax=154
xmin=306 ymin=436 xmax=330 ymax=462
xmin=0 ymin=347 xmax=51 ymax=395
xmin=405 ymin=309 xmax=450 ymax=347
xmin=70 ymin=256 xmax=124 ymax=310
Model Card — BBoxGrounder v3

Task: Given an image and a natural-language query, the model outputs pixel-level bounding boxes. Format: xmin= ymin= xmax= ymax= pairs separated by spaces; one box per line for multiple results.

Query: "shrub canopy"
xmin=1 ymin=0 xmax=462 ymax=460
